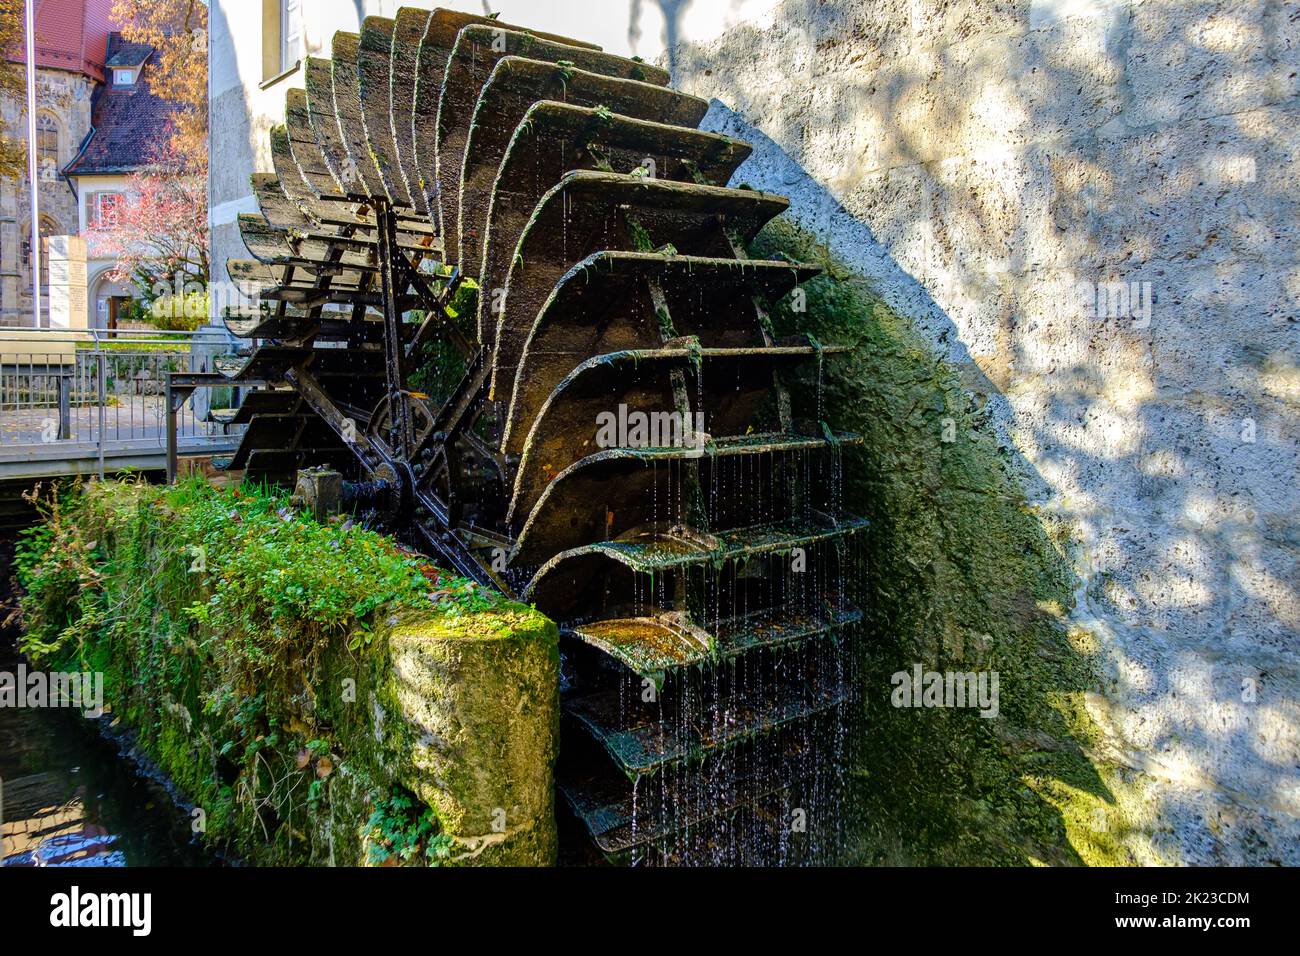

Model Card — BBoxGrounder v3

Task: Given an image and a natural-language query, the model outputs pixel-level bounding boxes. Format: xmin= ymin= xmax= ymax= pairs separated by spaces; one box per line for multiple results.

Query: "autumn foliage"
xmin=0 ymin=0 xmax=28 ymax=180
xmin=86 ymin=136 xmax=208 ymax=291
xmin=109 ymin=0 xmax=208 ymax=159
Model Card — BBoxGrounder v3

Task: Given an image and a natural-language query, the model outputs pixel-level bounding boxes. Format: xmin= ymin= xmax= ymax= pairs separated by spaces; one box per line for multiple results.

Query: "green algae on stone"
xmin=387 ymin=607 xmax=559 ymax=865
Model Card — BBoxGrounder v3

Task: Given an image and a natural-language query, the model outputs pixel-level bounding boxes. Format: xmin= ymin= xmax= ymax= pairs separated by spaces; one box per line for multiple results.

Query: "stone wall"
xmin=672 ymin=0 xmax=1298 ymax=863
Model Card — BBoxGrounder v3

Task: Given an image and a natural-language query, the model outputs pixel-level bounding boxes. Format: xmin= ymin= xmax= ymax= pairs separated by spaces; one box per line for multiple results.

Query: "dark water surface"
xmin=0 ymin=633 xmax=215 ymax=867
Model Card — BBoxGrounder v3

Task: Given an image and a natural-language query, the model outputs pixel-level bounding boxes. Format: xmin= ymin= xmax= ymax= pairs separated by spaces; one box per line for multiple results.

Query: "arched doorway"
xmin=89 ymin=268 xmax=133 ymax=331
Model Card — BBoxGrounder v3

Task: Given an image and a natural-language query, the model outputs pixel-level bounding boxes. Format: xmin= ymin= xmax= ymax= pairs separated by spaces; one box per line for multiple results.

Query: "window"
xmin=25 ymin=215 xmax=62 ymax=296
xmin=280 ymin=0 xmax=301 ymax=75
xmin=263 ymin=0 xmax=301 ymax=81
xmin=90 ymin=192 xmax=123 ymax=228
xmin=113 ymin=68 xmax=136 ymax=86
xmin=36 ymin=114 xmax=58 ymax=182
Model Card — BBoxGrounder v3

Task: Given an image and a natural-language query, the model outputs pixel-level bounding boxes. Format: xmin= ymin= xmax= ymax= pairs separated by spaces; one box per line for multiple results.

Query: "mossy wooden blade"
xmin=564 ymin=663 xmax=853 ymax=775
xmin=560 ymin=732 xmax=826 ymax=855
xmin=568 ymin=603 xmax=862 ymax=686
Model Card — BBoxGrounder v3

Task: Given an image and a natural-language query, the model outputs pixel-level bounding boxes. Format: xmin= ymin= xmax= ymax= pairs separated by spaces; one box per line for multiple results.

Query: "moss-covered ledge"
xmin=15 ymin=479 xmax=559 ymax=866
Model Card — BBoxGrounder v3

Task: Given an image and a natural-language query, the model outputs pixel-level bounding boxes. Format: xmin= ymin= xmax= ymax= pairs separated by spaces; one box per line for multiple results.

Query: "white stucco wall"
xmin=669 ymin=0 xmax=1299 ymax=864
xmin=70 ymin=172 xmax=131 ymax=330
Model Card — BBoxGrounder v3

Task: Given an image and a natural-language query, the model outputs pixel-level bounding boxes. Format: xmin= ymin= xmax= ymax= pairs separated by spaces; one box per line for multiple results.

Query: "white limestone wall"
xmin=669 ymin=0 xmax=1299 ymax=863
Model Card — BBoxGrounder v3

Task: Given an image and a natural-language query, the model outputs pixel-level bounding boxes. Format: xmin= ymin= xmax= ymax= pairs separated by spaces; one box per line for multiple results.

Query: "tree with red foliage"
xmin=86 ymin=138 xmax=208 ymax=284
xmin=85 ymin=137 xmax=208 ymax=327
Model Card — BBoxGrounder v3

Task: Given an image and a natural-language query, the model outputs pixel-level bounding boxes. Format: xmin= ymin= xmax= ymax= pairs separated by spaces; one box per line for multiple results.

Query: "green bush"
xmin=144 ymin=289 xmax=207 ymax=331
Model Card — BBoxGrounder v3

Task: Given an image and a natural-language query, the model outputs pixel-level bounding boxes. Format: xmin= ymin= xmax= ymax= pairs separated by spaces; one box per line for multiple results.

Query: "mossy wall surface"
xmin=16 ymin=480 xmax=559 ymax=867
xmin=754 ymin=221 xmax=1137 ymax=865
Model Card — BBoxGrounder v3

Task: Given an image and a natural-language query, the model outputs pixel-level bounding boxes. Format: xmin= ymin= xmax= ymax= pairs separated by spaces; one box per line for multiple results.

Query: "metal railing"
xmin=0 ymin=328 xmax=243 ymax=476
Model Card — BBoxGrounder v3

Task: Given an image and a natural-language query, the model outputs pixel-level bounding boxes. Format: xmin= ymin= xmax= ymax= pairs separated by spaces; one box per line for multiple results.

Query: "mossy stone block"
xmin=388 ymin=607 xmax=560 ymax=866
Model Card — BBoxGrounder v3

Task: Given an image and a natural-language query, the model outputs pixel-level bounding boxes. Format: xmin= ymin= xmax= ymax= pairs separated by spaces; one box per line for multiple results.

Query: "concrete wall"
xmin=669 ymin=0 xmax=1298 ymax=863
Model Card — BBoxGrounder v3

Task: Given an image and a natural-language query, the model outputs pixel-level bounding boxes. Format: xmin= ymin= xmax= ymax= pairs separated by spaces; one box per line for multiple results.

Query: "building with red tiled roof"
xmin=1 ymin=2 xmax=182 ymax=329
xmin=4 ymin=0 xmax=116 ymax=82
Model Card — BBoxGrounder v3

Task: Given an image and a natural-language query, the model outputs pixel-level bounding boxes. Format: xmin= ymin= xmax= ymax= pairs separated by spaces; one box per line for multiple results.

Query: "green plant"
xmin=365 ymin=788 xmax=453 ymax=865
xmin=13 ymin=484 xmax=105 ymax=658
xmin=144 ymin=289 xmax=207 ymax=331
